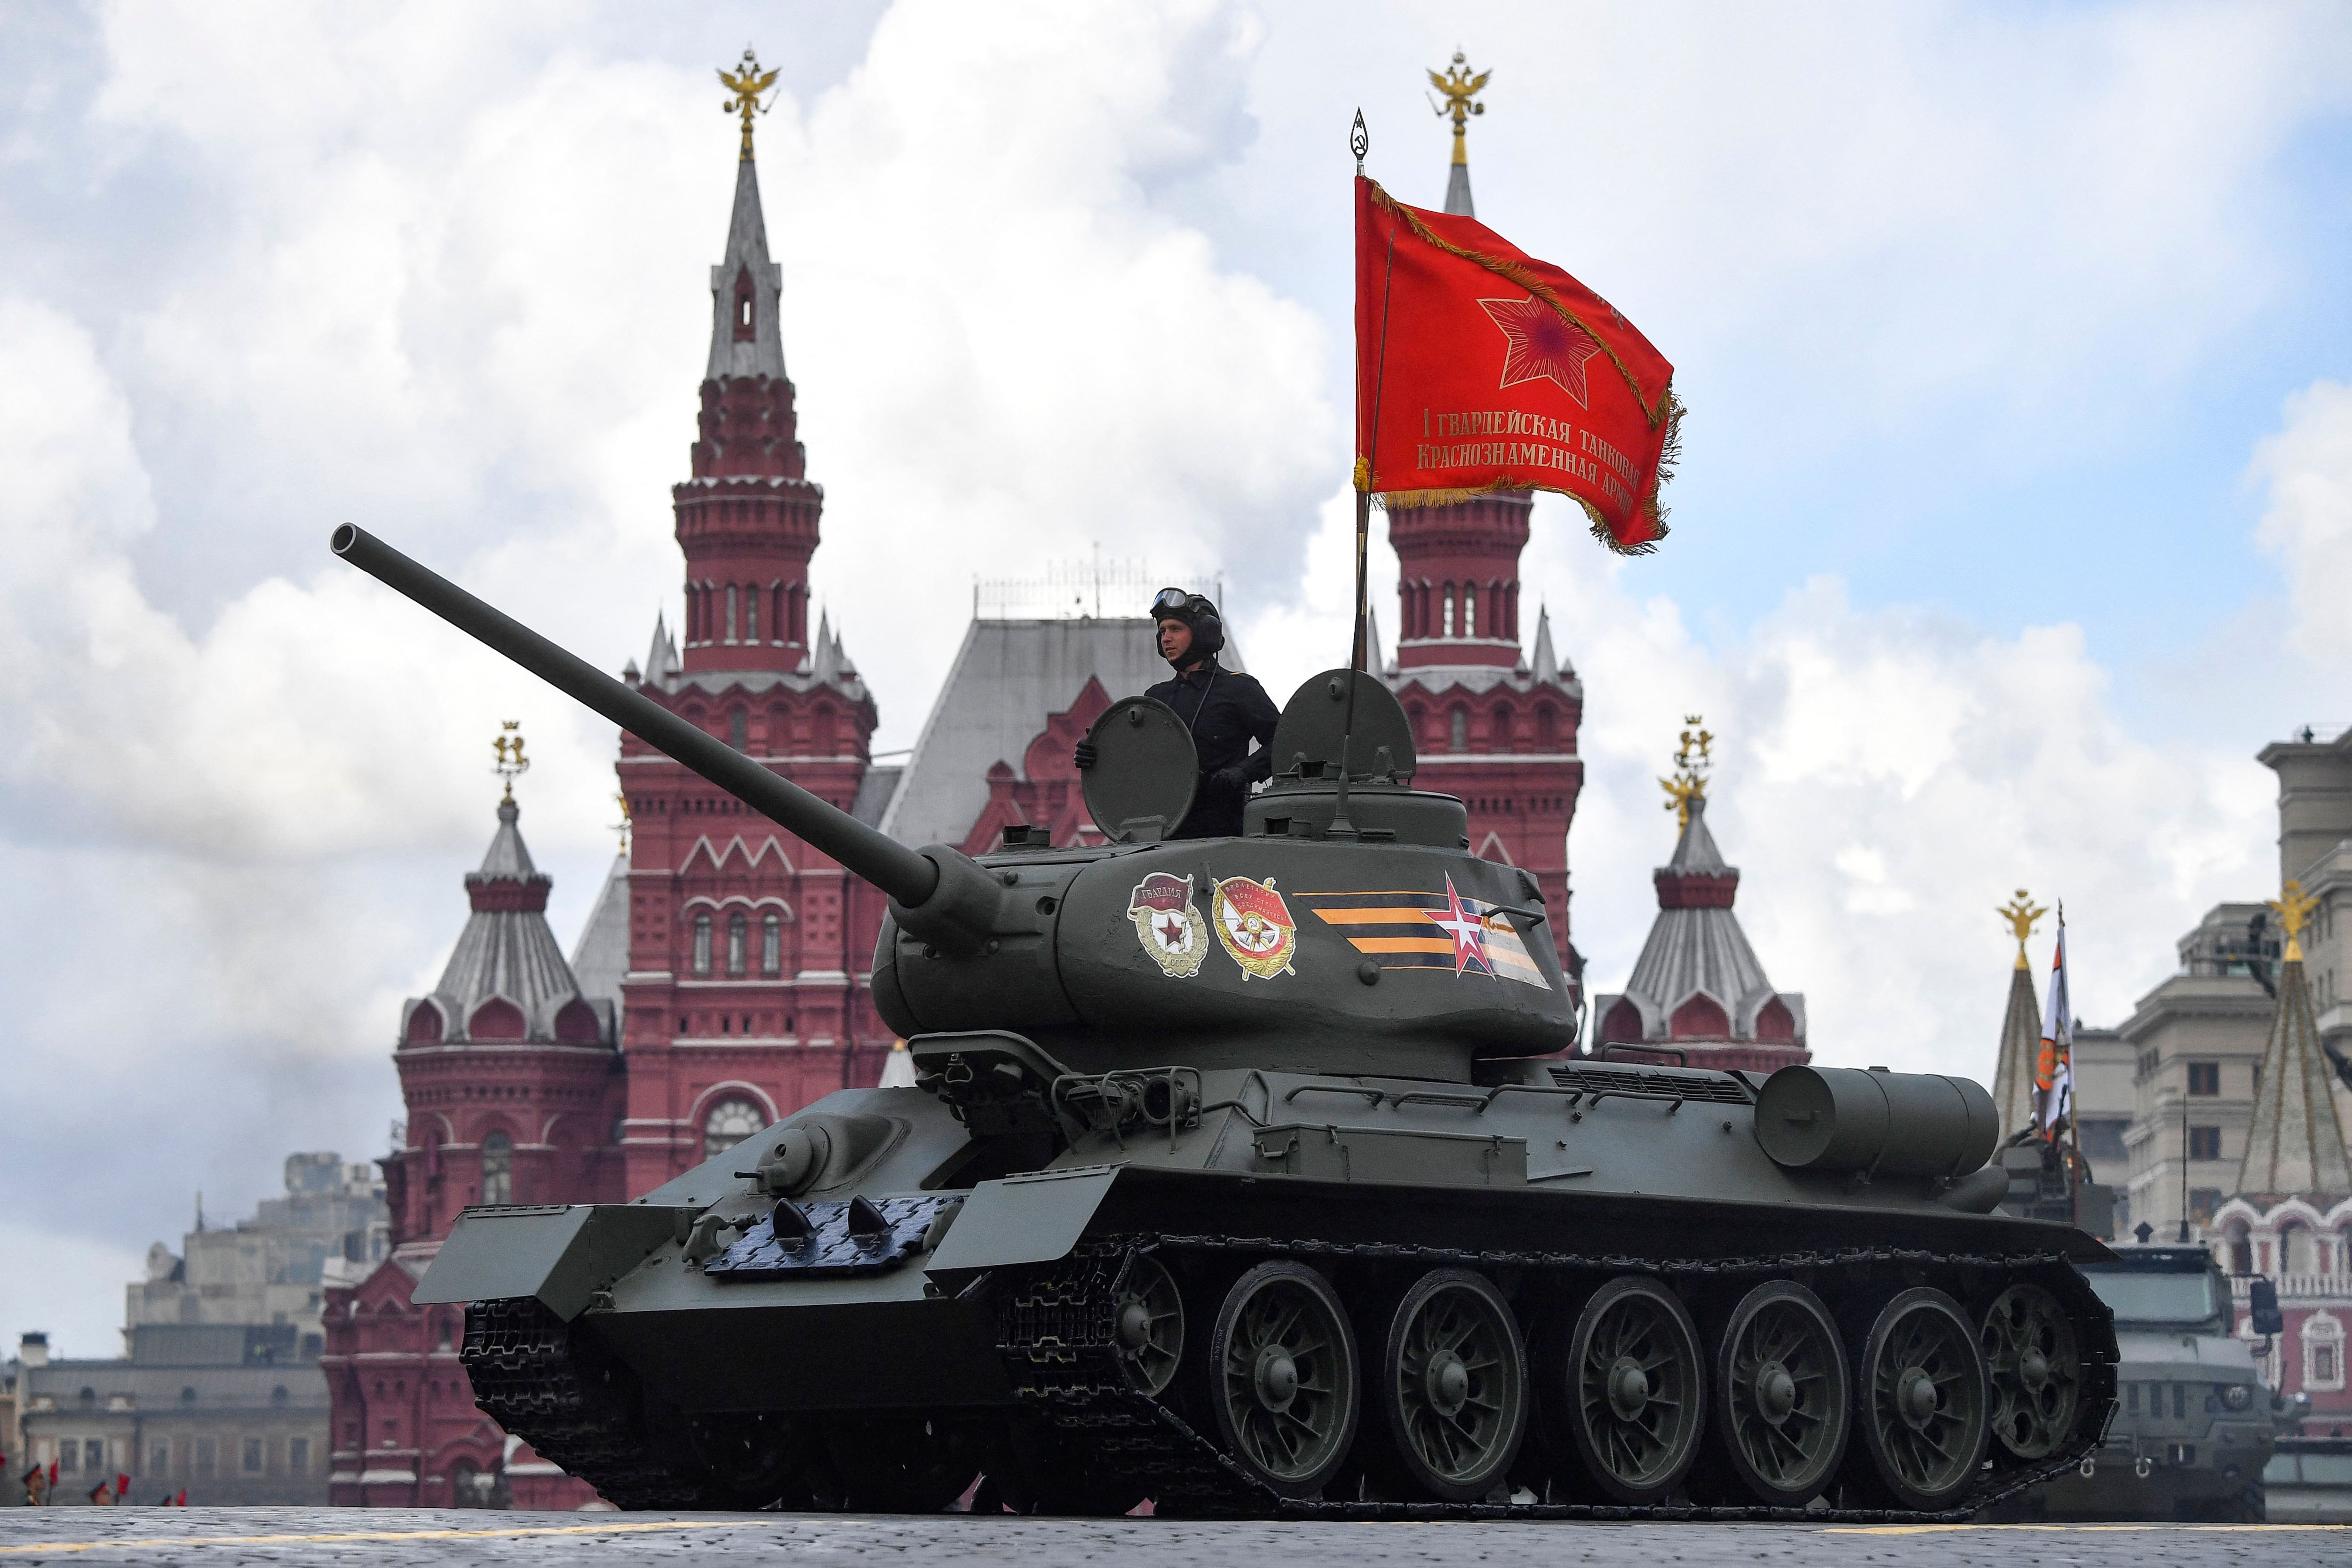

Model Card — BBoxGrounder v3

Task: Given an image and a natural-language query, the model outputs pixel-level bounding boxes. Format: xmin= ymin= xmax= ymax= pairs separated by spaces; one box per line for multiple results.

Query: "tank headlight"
xmin=2222 ymin=1383 xmax=2253 ymax=1410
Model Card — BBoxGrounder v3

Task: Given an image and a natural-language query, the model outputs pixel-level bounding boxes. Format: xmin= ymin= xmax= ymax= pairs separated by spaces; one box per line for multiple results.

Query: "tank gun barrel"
xmin=330 ymin=524 xmax=957 ymax=918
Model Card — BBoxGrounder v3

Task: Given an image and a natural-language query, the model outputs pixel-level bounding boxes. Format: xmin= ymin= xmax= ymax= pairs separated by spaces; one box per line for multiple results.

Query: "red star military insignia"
xmin=1423 ymin=874 xmax=1494 ymax=977
xmin=1478 ymin=294 xmax=1603 ymax=407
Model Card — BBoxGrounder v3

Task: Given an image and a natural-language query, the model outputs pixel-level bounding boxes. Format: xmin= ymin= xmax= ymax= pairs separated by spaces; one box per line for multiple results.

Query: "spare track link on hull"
xmin=998 ymin=1233 xmax=2114 ymax=1522
xmin=459 ymin=1297 xmax=706 ymax=1510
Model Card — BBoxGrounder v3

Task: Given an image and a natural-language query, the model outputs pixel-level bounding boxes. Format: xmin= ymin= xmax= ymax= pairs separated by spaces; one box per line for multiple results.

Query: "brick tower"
xmin=325 ymin=783 xmax=616 ymax=1509
xmin=1381 ymin=69 xmax=1585 ymax=988
xmin=615 ymin=75 xmax=895 ymax=1194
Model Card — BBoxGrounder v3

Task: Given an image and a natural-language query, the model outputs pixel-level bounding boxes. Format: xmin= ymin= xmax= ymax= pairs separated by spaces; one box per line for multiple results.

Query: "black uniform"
xmin=1148 ymin=658 xmax=1280 ymax=839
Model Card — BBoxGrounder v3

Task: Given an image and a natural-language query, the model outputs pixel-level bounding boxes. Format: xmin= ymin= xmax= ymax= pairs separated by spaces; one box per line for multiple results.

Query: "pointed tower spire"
xmin=1531 ymin=605 xmax=1558 ymax=684
xmin=1593 ymin=721 xmax=1808 ymax=1072
xmin=1991 ymin=889 xmax=2048 ymax=1141
xmin=1365 ymin=605 xmax=1387 ymax=678
xmin=2237 ymin=879 xmax=2352 ymax=1200
xmin=671 ymin=46 xmax=827 ymax=679
xmin=1429 ymin=51 xmax=1488 ymax=217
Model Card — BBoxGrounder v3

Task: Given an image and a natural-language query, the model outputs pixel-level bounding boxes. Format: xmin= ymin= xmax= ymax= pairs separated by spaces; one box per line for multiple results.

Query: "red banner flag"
xmin=1354 ymin=177 xmax=1679 ymax=554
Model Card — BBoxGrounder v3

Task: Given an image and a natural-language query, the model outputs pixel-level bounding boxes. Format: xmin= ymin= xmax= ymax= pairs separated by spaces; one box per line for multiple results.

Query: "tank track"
xmin=459 ymin=1297 xmax=710 ymax=1510
xmin=998 ymin=1233 xmax=2116 ymax=1522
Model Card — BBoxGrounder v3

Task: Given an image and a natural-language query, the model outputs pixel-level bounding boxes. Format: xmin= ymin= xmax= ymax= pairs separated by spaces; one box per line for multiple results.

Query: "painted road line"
xmin=0 ymin=1519 xmax=759 ymax=1555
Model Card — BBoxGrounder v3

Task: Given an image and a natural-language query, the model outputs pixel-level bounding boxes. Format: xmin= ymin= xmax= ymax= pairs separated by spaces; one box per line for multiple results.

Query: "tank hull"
xmin=426 ymin=1062 xmax=2118 ymax=1518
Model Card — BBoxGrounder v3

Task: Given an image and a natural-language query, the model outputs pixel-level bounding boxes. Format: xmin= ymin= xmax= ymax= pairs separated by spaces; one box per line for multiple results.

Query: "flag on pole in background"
xmin=2035 ymin=914 xmax=2073 ymax=1138
xmin=1353 ymin=176 xmax=1681 ymax=554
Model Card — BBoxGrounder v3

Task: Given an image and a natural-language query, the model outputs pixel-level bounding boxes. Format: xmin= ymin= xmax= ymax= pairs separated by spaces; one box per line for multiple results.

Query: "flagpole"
xmin=1350 ymin=108 xmax=1371 ymax=675
xmin=2062 ymin=905 xmax=2083 ymax=1224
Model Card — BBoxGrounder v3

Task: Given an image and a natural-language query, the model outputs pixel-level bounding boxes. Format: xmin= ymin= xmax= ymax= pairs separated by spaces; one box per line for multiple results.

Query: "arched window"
xmin=2306 ymin=1313 xmax=2345 ymax=1392
xmin=692 ymin=911 xmax=713 ymax=975
xmin=771 ymin=585 xmax=785 ymax=644
xmin=1491 ymin=703 xmax=1512 ymax=747
xmin=1535 ymin=704 xmax=1557 ymax=747
xmin=762 ymin=912 xmax=782 ymax=976
xmin=729 ymin=709 xmax=747 ymax=750
xmin=1462 ymin=590 xmax=1476 ymax=639
xmin=2285 ymin=1223 xmax=2320 ymax=1275
xmin=1449 ymin=709 xmax=1468 ymax=752
xmin=480 ymin=1132 xmax=511 ymax=1205
xmin=725 ymin=585 xmax=739 ymax=643
xmin=1442 ymin=585 xmax=1456 ymax=638
xmin=727 ymin=911 xmax=747 ymax=976
xmin=743 ymin=588 xmax=759 ymax=644
xmin=703 ymin=1097 xmax=766 ymax=1157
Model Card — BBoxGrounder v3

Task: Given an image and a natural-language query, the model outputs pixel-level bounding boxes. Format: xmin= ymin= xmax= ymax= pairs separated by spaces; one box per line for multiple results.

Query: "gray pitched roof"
xmin=707 ymin=155 xmax=786 ymax=382
xmin=1605 ymin=796 xmax=1804 ymax=1044
xmin=876 ymin=618 xmax=1172 ymax=849
xmin=1990 ymin=960 xmax=2043 ymax=1143
xmin=2238 ymin=954 xmax=2352 ymax=1200
xmin=403 ymin=800 xmax=608 ymax=1048
xmin=568 ymin=853 xmax=630 ymax=1007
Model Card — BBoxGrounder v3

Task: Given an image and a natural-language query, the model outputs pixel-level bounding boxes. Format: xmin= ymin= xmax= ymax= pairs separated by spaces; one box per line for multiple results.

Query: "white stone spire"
xmin=1531 ymin=606 xmax=1559 ymax=684
xmin=707 ymin=153 xmax=786 ymax=382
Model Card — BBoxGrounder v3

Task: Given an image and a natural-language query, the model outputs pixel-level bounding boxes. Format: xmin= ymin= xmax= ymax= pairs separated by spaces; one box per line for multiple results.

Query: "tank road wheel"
xmin=830 ymin=1417 xmax=981 ymax=1513
xmin=1564 ymin=1275 xmax=1707 ymax=1505
xmin=1375 ymin=1268 xmax=1529 ymax=1502
xmin=1979 ymin=1283 xmax=2080 ymax=1462
xmin=1112 ymin=1253 xmax=1184 ymax=1397
xmin=1853 ymin=1288 xmax=1990 ymax=1511
xmin=1209 ymin=1261 xmax=1361 ymax=1498
xmin=1713 ymin=1280 xmax=1851 ymax=1507
xmin=685 ymin=1411 xmax=812 ymax=1509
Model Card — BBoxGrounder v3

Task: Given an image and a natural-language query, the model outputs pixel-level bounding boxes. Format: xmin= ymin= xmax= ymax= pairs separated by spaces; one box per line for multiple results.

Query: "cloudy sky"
xmin=3 ymin=0 xmax=2349 ymax=1353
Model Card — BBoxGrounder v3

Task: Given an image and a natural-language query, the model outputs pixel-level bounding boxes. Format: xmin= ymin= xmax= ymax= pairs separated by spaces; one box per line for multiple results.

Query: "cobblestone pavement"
xmin=0 ymin=1511 xmax=2344 ymax=1568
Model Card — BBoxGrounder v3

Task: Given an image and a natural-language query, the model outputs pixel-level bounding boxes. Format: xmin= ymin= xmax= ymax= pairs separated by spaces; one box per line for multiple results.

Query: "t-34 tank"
xmin=333 ymin=525 xmax=2116 ymax=1520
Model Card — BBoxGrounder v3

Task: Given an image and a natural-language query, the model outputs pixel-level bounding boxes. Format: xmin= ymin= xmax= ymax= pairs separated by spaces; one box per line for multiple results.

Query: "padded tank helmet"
xmin=1148 ymin=585 xmax=1224 ymax=663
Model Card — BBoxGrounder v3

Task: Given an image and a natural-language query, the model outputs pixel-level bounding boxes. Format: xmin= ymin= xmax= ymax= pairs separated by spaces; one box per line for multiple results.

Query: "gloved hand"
xmin=1208 ymin=761 xmax=1254 ymax=800
xmin=1073 ymin=738 xmax=1097 ymax=770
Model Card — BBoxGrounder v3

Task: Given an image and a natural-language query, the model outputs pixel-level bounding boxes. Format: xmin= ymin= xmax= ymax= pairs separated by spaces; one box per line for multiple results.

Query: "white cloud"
xmin=2256 ymin=378 xmax=2352 ymax=666
xmin=1525 ymin=513 xmax=2274 ymax=1083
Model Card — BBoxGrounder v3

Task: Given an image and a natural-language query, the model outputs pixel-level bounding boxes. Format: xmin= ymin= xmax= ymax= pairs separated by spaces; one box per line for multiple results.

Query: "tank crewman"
xmin=1075 ymin=587 xmax=1279 ymax=839
xmin=20 ymin=1463 xmax=45 ymax=1506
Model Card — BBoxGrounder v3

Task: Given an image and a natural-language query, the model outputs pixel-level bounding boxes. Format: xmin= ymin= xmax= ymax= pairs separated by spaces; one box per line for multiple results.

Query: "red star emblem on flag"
xmin=1423 ymin=874 xmax=1494 ymax=977
xmin=1478 ymin=295 xmax=1603 ymax=407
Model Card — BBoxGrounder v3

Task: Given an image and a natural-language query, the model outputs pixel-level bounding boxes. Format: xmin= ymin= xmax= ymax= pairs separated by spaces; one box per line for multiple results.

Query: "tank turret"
xmin=333 ymin=525 xmax=1573 ymax=1078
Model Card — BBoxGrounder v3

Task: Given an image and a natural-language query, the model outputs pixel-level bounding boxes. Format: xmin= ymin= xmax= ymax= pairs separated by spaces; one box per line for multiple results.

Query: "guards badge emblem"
xmin=1211 ymin=875 xmax=1297 ymax=981
xmin=1128 ymin=872 xmax=1207 ymax=978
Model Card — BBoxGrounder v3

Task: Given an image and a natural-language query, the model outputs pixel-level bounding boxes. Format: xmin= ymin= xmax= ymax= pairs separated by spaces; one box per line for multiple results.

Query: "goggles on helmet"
xmin=1150 ymin=587 xmax=1193 ymax=618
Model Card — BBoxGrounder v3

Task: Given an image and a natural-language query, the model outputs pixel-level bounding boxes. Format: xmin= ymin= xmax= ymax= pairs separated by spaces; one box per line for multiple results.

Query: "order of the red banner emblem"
xmin=1211 ymin=875 xmax=1297 ymax=981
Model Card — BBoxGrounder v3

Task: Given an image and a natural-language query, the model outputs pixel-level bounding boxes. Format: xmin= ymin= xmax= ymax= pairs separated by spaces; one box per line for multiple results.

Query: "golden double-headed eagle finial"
xmin=1427 ymin=50 xmax=1489 ymax=166
xmin=1998 ymin=888 xmax=2046 ymax=969
xmin=492 ymin=720 xmax=530 ymax=802
xmin=719 ymin=47 xmax=781 ymax=162
xmin=2272 ymin=878 xmax=2321 ymax=964
xmin=1657 ymin=714 xmax=1714 ymax=830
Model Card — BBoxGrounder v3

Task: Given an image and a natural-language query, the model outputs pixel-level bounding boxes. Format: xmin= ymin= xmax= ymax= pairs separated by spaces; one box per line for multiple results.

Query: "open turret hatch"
xmin=1078 ymin=696 xmax=1198 ymax=844
xmin=1250 ymin=669 xmax=1465 ymax=847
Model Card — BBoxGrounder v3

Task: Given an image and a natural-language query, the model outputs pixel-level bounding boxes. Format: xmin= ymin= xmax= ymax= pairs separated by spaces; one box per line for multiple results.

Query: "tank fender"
xmin=923 ymin=1165 xmax=1120 ymax=1277
xmin=1936 ymin=1164 xmax=2010 ymax=1212
xmin=412 ymin=1204 xmax=688 ymax=1321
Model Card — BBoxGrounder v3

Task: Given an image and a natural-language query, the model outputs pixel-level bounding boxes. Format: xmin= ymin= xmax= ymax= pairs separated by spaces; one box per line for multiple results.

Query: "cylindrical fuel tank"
xmin=1754 ymin=1065 xmax=1999 ymax=1180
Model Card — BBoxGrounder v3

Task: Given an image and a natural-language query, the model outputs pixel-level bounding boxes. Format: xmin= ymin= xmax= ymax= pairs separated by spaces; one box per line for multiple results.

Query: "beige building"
xmin=2117 ymin=903 xmax=2280 ymax=1240
xmin=15 ymin=1155 xmax=386 ymax=1505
